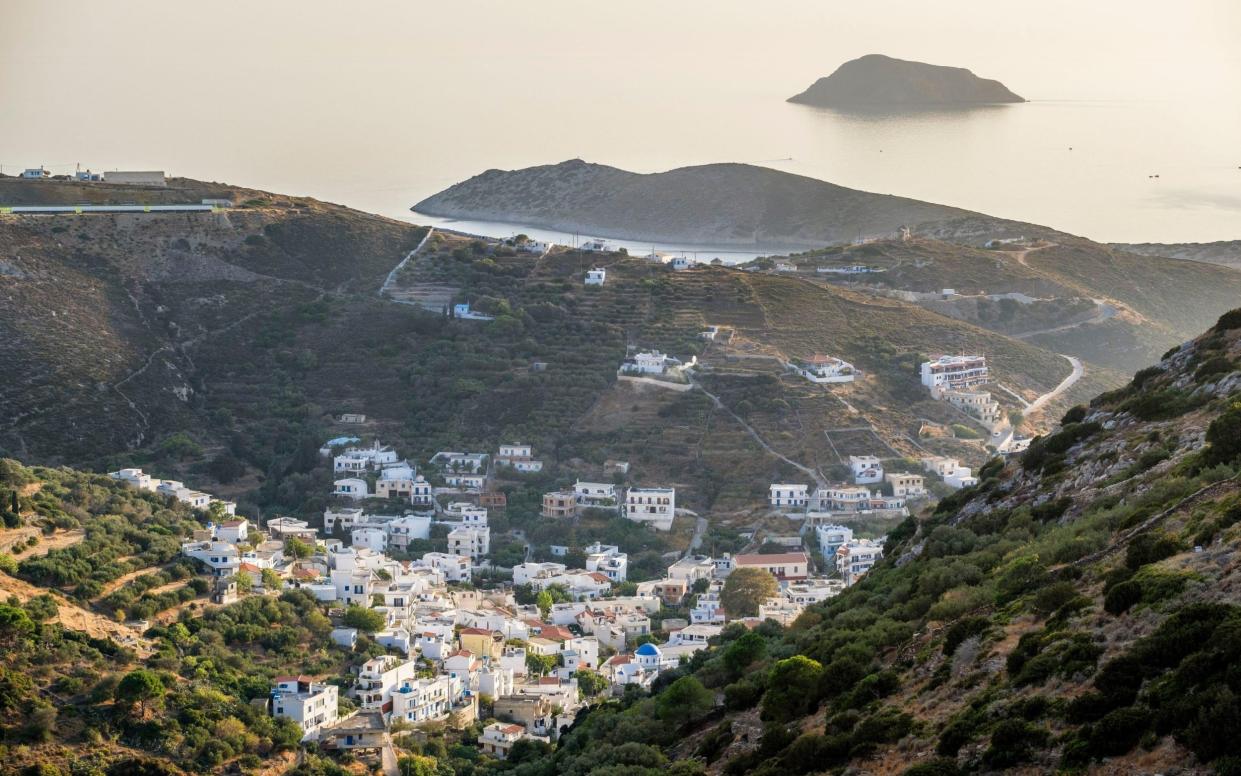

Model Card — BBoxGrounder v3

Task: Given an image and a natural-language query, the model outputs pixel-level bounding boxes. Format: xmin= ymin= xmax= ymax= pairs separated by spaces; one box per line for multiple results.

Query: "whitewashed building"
xmin=837 ymin=539 xmax=884 ymax=586
xmin=624 ymin=487 xmax=676 ymax=531
xmin=333 ymin=478 xmax=369 ymax=501
xmin=769 ymin=483 xmax=809 ymax=510
xmin=585 ymin=268 xmax=607 ymax=286
xmin=790 ymin=355 xmax=856 ymax=384
xmin=921 ymin=355 xmax=990 ymax=394
xmin=849 ymin=455 xmax=884 ymax=485
xmin=272 ymin=677 xmax=339 ymax=741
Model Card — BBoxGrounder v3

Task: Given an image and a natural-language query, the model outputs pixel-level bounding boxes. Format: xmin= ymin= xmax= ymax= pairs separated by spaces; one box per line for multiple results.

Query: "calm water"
xmin=4 ymin=2 xmax=1240 ymax=247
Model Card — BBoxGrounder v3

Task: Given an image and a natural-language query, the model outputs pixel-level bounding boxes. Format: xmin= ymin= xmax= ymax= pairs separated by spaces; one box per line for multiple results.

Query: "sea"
xmin=4 ymin=2 xmax=1239 ymax=259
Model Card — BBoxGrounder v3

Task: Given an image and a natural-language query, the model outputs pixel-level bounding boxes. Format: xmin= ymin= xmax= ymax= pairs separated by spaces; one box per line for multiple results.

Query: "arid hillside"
xmin=413 ymin=160 xmax=1007 ymax=250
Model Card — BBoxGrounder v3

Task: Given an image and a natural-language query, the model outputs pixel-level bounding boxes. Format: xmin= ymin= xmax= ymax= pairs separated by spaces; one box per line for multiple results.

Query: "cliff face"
xmin=414 ymin=159 xmax=993 ymax=250
xmin=789 ymin=54 xmax=1025 ymax=107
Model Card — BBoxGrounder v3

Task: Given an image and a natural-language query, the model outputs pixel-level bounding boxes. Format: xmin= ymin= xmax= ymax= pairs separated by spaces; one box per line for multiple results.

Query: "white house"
xmin=769 ymin=483 xmax=808 ymax=511
xmin=815 ymin=524 xmax=854 ymax=562
xmin=444 ymin=473 xmax=486 ymax=491
xmin=333 ymin=478 xmax=369 ymax=501
xmin=272 ymin=677 xmax=339 ymax=742
xmin=790 ymin=355 xmax=856 ymax=384
xmin=811 ymin=485 xmax=871 ymax=512
xmin=580 ymin=239 xmax=609 ymax=252
xmin=387 ymin=515 xmax=432 ymax=552
xmin=216 ymin=519 xmax=249 ymax=545
xmin=921 ymin=456 xmax=979 ymax=490
xmin=667 ymin=555 xmax=715 ymax=583
xmin=573 ymin=481 xmax=618 ymax=510
xmin=410 ymin=475 xmax=434 ymax=507
xmin=417 ymin=552 xmax=471 ymax=583
xmin=513 ymin=562 xmax=567 ymax=587
xmin=920 ymin=355 xmax=990 ymax=394
xmin=584 ymin=543 xmax=628 ymax=583
xmin=376 ymin=463 xmax=418 ymax=500
xmin=618 ymin=350 xmax=693 ymax=377
xmin=498 ymin=444 xmax=532 ymax=460
xmin=624 ymin=487 xmax=676 ymax=531
xmin=354 ymin=656 xmax=419 ymax=711
xmin=181 ymin=541 xmax=240 ymax=577
xmin=837 ymin=539 xmax=884 ymax=586
xmin=784 ymin=578 xmax=846 ymax=605
xmin=850 ymin=455 xmax=884 ymax=485
xmin=585 ymin=268 xmax=607 ymax=286
xmin=351 ymin=526 xmax=388 ymax=553
xmin=670 ymin=256 xmax=697 ymax=270
xmin=391 ymin=675 xmax=453 ymax=724
xmin=448 ymin=525 xmax=490 ymax=562
xmin=479 ymin=723 xmax=526 ymax=759
xmin=20 ymin=167 xmax=49 ymax=179
xmin=431 ymin=451 xmax=489 ymax=473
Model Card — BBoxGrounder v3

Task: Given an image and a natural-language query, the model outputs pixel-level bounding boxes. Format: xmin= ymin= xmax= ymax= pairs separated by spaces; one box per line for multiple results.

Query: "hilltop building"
xmin=920 ymin=355 xmax=990 ymax=394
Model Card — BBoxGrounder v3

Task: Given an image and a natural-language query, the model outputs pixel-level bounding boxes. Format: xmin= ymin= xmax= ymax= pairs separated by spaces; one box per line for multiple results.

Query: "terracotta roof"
xmin=294 ymin=568 xmax=320 ymax=579
xmin=604 ymin=654 xmax=631 ymax=666
xmin=540 ymin=625 xmax=574 ymax=642
xmin=734 ymin=552 xmax=809 ymax=565
xmin=274 ymin=675 xmax=314 ymax=683
xmin=459 ymin=627 xmax=494 ymax=636
xmin=538 ymin=676 xmax=560 ymax=685
xmin=500 ymin=724 xmax=524 ymax=734
xmin=239 ymin=562 xmax=262 ymax=573
xmin=587 ymin=572 xmax=611 ymax=583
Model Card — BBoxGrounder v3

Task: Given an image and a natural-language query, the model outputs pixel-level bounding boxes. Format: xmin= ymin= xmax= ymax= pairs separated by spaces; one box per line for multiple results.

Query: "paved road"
xmin=1026 ymin=355 xmax=1084 ymax=417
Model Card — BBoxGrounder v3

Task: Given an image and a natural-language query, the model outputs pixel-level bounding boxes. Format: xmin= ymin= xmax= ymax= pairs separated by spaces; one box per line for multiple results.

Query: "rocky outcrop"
xmin=788 ymin=54 xmax=1024 ymax=107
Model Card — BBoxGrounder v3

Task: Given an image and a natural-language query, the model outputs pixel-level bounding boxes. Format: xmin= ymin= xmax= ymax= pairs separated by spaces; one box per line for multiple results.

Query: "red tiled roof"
xmin=239 ymin=562 xmax=262 ymax=573
xmin=587 ymin=572 xmax=611 ymax=583
xmin=459 ymin=627 xmax=493 ymax=636
xmin=538 ymin=676 xmax=560 ymax=685
xmin=501 ymin=724 xmax=523 ymax=734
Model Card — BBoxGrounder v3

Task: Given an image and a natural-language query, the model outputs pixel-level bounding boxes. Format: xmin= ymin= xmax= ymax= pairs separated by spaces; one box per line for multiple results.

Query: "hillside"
xmin=776 ymin=235 xmax=1241 ymax=373
xmin=1111 ymin=240 xmax=1241 ymax=271
xmin=413 ymin=160 xmax=1002 ymax=251
xmin=2 ymin=177 xmax=1119 ymax=526
xmin=787 ymin=54 xmax=1025 ymax=107
xmin=507 ymin=307 xmax=1241 ymax=775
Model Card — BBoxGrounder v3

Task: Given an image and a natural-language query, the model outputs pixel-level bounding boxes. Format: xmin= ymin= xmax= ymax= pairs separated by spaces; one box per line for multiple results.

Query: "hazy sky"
xmin=3 ymin=1 xmax=1239 ymax=241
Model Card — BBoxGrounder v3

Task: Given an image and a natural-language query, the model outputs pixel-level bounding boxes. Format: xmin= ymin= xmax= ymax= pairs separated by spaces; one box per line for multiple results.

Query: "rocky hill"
xmin=1111 ymin=240 xmax=1241 ymax=271
xmin=508 ymin=308 xmax=1241 ymax=775
xmin=776 ymin=235 xmax=1241 ymax=373
xmin=413 ymin=160 xmax=999 ymax=251
xmin=788 ymin=54 xmax=1025 ymax=108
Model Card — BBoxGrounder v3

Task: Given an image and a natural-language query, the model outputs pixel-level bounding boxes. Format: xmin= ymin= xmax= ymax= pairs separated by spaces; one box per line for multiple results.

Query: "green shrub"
xmin=1125 ymin=532 xmax=1181 ymax=569
xmin=1088 ymin=706 xmax=1150 ymax=757
xmin=982 ymin=719 xmax=1048 ymax=768
xmin=942 ymin=616 xmax=990 ymax=656
xmin=1104 ymin=580 xmax=1142 ymax=615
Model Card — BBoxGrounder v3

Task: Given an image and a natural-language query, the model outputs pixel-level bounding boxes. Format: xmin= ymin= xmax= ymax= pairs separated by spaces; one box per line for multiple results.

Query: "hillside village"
xmin=4 ymin=174 xmax=1241 ymax=775
xmin=83 ymin=332 xmax=1001 ymax=765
